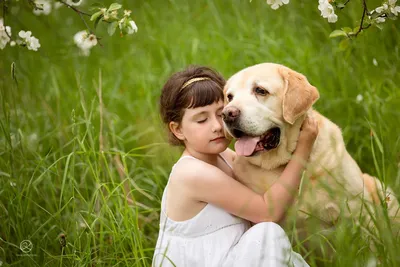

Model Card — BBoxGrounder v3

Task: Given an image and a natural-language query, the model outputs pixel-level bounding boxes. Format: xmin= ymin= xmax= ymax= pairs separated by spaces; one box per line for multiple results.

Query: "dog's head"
xmin=223 ymin=63 xmax=319 ymax=157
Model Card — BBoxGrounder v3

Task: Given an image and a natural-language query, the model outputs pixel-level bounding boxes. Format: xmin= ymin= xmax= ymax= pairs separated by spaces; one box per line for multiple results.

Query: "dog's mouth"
xmin=234 ymin=127 xmax=281 ymax=157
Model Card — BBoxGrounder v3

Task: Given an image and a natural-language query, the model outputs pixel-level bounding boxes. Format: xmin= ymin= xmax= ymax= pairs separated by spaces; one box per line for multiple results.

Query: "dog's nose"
xmin=222 ymin=106 xmax=240 ymax=123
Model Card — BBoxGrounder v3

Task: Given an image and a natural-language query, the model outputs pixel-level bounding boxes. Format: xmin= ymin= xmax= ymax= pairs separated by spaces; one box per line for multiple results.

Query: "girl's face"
xmin=177 ymin=100 xmax=230 ymax=155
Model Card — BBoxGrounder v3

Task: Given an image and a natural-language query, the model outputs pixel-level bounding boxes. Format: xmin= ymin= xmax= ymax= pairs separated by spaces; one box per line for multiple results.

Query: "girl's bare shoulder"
xmin=171 ymin=157 xmax=215 ymax=181
xmin=221 ymin=147 xmax=236 ymax=164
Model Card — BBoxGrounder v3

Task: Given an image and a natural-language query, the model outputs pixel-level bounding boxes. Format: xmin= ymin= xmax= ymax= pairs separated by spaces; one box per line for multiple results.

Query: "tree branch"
xmin=77 ymin=11 xmax=94 ymax=34
xmin=58 ymin=0 xmax=91 ymax=16
xmin=58 ymin=0 xmax=99 ymax=39
xmin=2 ymin=0 xmax=12 ymax=39
xmin=354 ymin=0 xmax=369 ymax=37
xmin=338 ymin=0 xmax=351 ymax=10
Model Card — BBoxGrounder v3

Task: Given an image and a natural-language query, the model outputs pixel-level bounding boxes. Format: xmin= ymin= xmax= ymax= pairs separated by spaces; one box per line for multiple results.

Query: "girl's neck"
xmin=183 ymin=148 xmax=219 ymax=166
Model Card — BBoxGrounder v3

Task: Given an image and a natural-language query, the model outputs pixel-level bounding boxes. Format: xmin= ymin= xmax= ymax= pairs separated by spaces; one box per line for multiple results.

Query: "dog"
xmin=222 ymin=63 xmax=399 ymax=238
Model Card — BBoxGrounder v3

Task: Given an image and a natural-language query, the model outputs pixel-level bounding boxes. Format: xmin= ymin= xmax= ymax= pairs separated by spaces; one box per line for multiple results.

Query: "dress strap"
xmin=174 ymin=154 xmax=232 ymax=169
xmin=176 ymin=155 xmax=197 ymax=163
xmin=219 ymin=154 xmax=233 ymax=170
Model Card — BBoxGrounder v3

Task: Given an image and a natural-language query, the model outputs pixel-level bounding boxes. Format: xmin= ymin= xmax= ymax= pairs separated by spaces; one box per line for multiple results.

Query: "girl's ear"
xmin=169 ymin=121 xmax=185 ymax=141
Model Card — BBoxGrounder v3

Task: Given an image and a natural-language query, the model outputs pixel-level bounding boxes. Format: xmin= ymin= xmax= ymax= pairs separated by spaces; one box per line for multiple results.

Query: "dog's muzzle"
xmin=222 ymin=106 xmax=240 ymax=124
xmin=234 ymin=127 xmax=281 ymax=157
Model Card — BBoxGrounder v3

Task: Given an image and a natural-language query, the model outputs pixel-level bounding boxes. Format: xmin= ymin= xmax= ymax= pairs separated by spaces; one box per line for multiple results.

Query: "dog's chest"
xmin=232 ymin=156 xmax=345 ymax=223
xmin=233 ymin=157 xmax=286 ymax=194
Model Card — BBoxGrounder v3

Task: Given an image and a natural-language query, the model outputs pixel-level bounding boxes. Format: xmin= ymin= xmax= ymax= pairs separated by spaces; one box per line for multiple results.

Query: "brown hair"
xmin=159 ymin=65 xmax=226 ymax=146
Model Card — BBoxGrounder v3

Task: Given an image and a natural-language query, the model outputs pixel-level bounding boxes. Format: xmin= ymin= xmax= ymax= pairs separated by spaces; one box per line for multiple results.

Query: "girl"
xmin=153 ymin=65 xmax=318 ymax=266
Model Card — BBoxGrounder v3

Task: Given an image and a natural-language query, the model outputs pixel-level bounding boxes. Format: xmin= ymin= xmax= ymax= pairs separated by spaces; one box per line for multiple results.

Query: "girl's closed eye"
xmin=197 ymin=118 xmax=207 ymax=123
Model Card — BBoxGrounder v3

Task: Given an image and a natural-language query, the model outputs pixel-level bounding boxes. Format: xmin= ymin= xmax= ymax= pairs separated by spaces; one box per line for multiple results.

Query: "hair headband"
xmin=181 ymin=77 xmax=210 ymax=90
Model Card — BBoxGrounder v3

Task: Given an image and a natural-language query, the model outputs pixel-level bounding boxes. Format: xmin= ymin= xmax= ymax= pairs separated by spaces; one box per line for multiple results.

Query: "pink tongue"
xmin=235 ymin=136 xmax=261 ymax=156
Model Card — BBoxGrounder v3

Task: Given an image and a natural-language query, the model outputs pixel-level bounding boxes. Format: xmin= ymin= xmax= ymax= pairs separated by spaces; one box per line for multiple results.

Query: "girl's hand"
xmin=294 ymin=114 xmax=319 ymax=158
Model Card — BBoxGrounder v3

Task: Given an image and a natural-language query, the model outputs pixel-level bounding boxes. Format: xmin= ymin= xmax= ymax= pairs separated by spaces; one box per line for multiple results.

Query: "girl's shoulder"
xmin=221 ymin=148 xmax=236 ymax=165
xmin=171 ymin=156 xmax=213 ymax=179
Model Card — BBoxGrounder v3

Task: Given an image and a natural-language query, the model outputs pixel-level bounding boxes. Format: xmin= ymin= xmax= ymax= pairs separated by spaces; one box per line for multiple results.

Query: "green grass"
xmin=1 ymin=0 xmax=399 ymax=266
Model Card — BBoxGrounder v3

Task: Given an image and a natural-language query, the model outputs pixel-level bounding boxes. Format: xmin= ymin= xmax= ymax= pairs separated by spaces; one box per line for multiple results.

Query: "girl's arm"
xmin=180 ymin=115 xmax=318 ymax=223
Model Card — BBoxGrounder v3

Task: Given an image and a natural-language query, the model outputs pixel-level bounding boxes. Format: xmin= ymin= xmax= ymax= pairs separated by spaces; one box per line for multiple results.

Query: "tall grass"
xmin=0 ymin=0 xmax=399 ymax=266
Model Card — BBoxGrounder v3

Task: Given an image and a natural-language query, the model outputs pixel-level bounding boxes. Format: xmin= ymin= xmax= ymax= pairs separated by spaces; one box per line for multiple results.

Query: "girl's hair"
xmin=159 ymin=65 xmax=226 ymax=146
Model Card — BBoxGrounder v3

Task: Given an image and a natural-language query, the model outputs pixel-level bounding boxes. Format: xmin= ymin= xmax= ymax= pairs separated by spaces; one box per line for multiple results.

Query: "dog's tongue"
xmin=235 ymin=136 xmax=261 ymax=156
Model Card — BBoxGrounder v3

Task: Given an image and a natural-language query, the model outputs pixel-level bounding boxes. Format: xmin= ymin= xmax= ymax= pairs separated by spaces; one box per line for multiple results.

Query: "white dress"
xmin=153 ymin=155 xmax=309 ymax=267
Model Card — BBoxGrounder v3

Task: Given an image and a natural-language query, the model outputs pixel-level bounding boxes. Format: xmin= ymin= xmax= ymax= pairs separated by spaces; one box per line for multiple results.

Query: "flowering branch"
xmin=78 ymin=8 xmax=94 ymax=34
xmin=0 ymin=1 xmax=138 ymax=55
xmin=1 ymin=0 xmax=11 ymax=39
xmin=354 ymin=0 xmax=370 ymax=37
xmin=265 ymin=0 xmax=400 ymax=43
xmin=58 ymin=0 xmax=91 ymax=16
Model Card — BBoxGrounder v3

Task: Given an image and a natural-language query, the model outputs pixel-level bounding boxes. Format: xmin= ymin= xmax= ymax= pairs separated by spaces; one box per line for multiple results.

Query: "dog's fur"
xmin=222 ymin=63 xmax=399 ymax=232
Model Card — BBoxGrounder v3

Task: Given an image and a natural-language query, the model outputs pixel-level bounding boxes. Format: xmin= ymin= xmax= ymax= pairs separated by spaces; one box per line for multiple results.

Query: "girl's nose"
xmin=212 ymin=117 xmax=223 ymax=132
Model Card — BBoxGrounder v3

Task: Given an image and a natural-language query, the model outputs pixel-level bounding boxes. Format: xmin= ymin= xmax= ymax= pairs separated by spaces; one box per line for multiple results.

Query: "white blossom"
xmin=27 ymin=36 xmax=40 ymax=51
xmin=266 ymin=0 xmax=289 ymax=10
xmin=66 ymin=0 xmax=84 ymax=6
xmin=111 ymin=10 xmax=118 ymax=18
xmin=376 ymin=3 xmax=389 ymax=13
xmin=74 ymin=30 xmax=97 ymax=56
xmin=375 ymin=17 xmax=386 ymax=23
xmin=118 ymin=19 xmax=124 ymax=29
xmin=0 ymin=18 xmax=11 ymax=50
xmin=318 ymin=0 xmax=338 ymax=23
xmin=127 ymin=20 xmax=138 ymax=34
xmin=19 ymin=30 xmax=31 ymax=39
xmin=10 ymin=40 xmax=16 ymax=46
xmin=374 ymin=1 xmax=400 ymax=16
xmin=373 ymin=58 xmax=378 ymax=66
xmin=356 ymin=94 xmax=363 ymax=103
xmin=18 ymin=30 xmax=41 ymax=51
xmin=54 ymin=2 xmax=64 ymax=9
xmin=54 ymin=0 xmax=84 ymax=9
xmin=124 ymin=10 xmax=132 ymax=17
xmin=74 ymin=30 xmax=87 ymax=45
xmin=391 ymin=6 xmax=400 ymax=15
xmin=33 ymin=0 xmax=52 ymax=16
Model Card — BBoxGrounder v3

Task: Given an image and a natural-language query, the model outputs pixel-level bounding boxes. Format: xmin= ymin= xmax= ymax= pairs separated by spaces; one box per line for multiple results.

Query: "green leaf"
xmin=89 ymin=3 xmax=104 ymax=12
xmin=108 ymin=3 xmax=122 ymax=12
xmin=329 ymin=30 xmax=347 ymax=38
xmin=337 ymin=3 xmax=345 ymax=9
xmin=90 ymin=11 xmax=103 ymax=21
xmin=94 ymin=15 xmax=103 ymax=29
xmin=342 ymin=27 xmax=353 ymax=33
xmin=108 ymin=21 xmax=118 ymax=36
xmin=374 ymin=23 xmax=384 ymax=30
xmin=370 ymin=12 xmax=381 ymax=19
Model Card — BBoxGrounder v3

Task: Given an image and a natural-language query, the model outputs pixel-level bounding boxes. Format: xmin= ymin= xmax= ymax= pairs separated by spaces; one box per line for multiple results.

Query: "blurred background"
xmin=1 ymin=0 xmax=399 ymax=266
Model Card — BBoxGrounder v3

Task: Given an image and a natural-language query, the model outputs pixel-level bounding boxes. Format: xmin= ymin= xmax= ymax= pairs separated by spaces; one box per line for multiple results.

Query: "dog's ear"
xmin=279 ymin=67 xmax=320 ymax=125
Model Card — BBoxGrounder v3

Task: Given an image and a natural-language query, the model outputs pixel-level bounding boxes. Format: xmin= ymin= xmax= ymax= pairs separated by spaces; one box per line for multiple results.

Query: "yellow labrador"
xmin=222 ymin=63 xmax=399 ymax=230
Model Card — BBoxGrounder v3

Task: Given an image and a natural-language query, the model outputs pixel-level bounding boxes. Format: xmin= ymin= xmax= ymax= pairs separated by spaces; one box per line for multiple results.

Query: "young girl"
xmin=153 ymin=65 xmax=318 ymax=266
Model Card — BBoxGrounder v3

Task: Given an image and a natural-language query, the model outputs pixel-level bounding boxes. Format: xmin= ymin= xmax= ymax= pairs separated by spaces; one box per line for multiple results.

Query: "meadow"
xmin=0 ymin=0 xmax=399 ymax=266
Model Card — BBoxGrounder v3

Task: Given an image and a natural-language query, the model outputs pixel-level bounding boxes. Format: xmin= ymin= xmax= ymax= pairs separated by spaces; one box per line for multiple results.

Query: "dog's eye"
xmin=227 ymin=94 xmax=233 ymax=102
xmin=254 ymin=87 xmax=268 ymax=96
